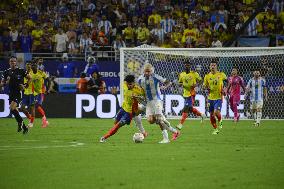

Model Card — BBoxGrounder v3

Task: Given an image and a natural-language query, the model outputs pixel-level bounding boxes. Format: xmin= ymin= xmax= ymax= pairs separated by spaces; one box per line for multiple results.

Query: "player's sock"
xmin=180 ymin=112 xmax=188 ymax=124
xmin=37 ymin=106 xmax=45 ymax=117
xmin=256 ymin=112 xmax=262 ymax=124
xmin=103 ymin=123 xmax=120 ymax=139
xmin=216 ymin=112 xmax=222 ymax=122
xmin=233 ymin=104 xmax=238 ymax=120
xmin=11 ymin=109 xmax=23 ymax=123
xmin=253 ymin=112 xmax=257 ymax=122
xmin=133 ymin=115 xmax=145 ymax=133
xmin=162 ymin=129 xmax=169 ymax=140
xmin=210 ymin=114 xmax=217 ymax=129
xmin=192 ymin=108 xmax=202 ymax=116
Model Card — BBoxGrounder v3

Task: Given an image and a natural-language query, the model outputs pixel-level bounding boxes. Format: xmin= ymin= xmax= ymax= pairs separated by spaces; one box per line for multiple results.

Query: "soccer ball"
xmin=133 ymin=133 xmax=144 ymax=143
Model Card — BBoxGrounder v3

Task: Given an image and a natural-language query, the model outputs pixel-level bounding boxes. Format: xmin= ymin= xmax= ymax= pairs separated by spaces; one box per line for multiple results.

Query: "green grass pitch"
xmin=0 ymin=118 xmax=284 ymax=189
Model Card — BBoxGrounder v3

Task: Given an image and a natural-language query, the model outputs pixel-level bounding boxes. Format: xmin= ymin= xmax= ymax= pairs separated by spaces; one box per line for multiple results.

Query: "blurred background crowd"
xmin=0 ymin=0 xmax=283 ymax=55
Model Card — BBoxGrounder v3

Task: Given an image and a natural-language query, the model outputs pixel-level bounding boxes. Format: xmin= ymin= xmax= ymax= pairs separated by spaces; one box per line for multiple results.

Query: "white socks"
xmin=256 ymin=112 xmax=262 ymax=124
xmin=162 ymin=129 xmax=169 ymax=140
xmin=162 ymin=116 xmax=177 ymax=133
xmin=133 ymin=115 xmax=145 ymax=133
xmin=253 ymin=112 xmax=257 ymax=122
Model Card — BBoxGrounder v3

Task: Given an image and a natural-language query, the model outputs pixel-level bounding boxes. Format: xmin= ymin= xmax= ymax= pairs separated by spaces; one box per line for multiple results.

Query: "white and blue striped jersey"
xmin=246 ymin=77 xmax=266 ymax=102
xmin=137 ymin=74 xmax=167 ymax=101
xmin=160 ymin=19 xmax=175 ymax=33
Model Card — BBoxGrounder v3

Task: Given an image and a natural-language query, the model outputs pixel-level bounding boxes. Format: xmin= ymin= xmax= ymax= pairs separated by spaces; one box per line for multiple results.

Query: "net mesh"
xmin=120 ymin=47 xmax=284 ymax=119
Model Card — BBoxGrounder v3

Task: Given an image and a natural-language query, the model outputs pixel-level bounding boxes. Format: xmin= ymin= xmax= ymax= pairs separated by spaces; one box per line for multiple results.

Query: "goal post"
xmin=120 ymin=47 xmax=284 ymax=119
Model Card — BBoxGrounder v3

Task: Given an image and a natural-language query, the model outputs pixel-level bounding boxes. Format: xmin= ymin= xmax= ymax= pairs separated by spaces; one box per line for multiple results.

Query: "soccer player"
xmin=30 ymin=60 xmax=49 ymax=128
xmin=20 ymin=62 xmax=35 ymax=127
xmin=138 ymin=63 xmax=180 ymax=143
xmin=227 ymin=68 xmax=246 ymax=123
xmin=0 ymin=56 xmax=30 ymax=134
xmin=203 ymin=60 xmax=227 ymax=134
xmin=244 ymin=69 xmax=267 ymax=127
xmin=100 ymin=75 xmax=145 ymax=142
xmin=176 ymin=61 xmax=205 ymax=130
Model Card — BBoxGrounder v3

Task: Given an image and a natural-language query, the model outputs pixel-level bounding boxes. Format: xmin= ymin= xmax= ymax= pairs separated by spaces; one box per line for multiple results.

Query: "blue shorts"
xmin=184 ymin=96 xmax=195 ymax=108
xmin=22 ymin=94 xmax=35 ymax=106
xmin=35 ymin=94 xmax=44 ymax=105
xmin=208 ymin=99 xmax=222 ymax=113
xmin=115 ymin=108 xmax=133 ymax=125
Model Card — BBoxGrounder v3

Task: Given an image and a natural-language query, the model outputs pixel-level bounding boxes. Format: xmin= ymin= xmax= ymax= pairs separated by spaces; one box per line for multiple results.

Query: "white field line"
xmin=0 ymin=141 xmax=85 ymax=151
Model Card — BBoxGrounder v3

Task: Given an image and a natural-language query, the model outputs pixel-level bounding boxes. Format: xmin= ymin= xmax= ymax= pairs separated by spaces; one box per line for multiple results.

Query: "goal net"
xmin=120 ymin=46 xmax=284 ymax=119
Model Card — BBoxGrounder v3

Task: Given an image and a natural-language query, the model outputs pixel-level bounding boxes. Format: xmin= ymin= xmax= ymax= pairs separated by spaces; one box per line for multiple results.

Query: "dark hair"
xmin=124 ymin=75 xmax=135 ymax=83
xmin=80 ymin=72 xmax=87 ymax=78
xmin=9 ymin=56 xmax=17 ymax=60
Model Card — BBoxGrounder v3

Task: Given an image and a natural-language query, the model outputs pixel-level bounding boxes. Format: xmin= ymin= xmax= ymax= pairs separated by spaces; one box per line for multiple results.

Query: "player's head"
xmin=38 ymin=58 xmax=43 ymax=64
xmin=124 ymin=74 xmax=135 ymax=90
xmin=185 ymin=61 xmax=191 ymax=72
xmin=9 ymin=56 xmax=17 ymax=69
xmin=31 ymin=60 xmax=38 ymax=71
xmin=253 ymin=68 xmax=261 ymax=78
xmin=91 ymin=71 xmax=100 ymax=79
xmin=80 ymin=72 xmax=86 ymax=78
xmin=231 ymin=67 xmax=238 ymax=76
xmin=87 ymin=56 xmax=96 ymax=64
xmin=210 ymin=60 xmax=218 ymax=72
xmin=143 ymin=63 xmax=154 ymax=77
xmin=26 ymin=61 xmax=32 ymax=71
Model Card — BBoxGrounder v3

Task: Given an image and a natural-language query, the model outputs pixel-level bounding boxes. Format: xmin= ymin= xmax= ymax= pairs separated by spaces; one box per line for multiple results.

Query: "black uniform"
xmin=2 ymin=67 xmax=28 ymax=104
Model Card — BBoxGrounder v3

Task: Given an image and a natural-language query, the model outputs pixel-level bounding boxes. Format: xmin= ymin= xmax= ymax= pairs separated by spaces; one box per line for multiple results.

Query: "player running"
xmin=30 ymin=60 xmax=49 ymax=128
xmin=227 ymin=68 xmax=246 ymax=123
xmin=0 ymin=56 xmax=30 ymax=134
xmin=138 ymin=63 xmax=180 ymax=143
xmin=176 ymin=61 xmax=206 ymax=130
xmin=20 ymin=61 xmax=35 ymax=127
xmin=244 ymin=69 xmax=267 ymax=127
xmin=100 ymin=75 xmax=146 ymax=142
xmin=203 ymin=60 xmax=227 ymax=134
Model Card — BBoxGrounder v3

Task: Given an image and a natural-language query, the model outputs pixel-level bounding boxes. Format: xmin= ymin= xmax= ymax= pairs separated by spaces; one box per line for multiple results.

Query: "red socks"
xmin=210 ymin=114 xmax=217 ymax=129
xmin=216 ymin=112 xmax=222 ymax=122
xmin=104 ymin=123 xmax=120 ymax=139
xmin=192 ymin=108 xmax=202 ymax=116
xmin=37 ymin=106 xmax=45 ymax=117
xmin=180 ymin=112 xmax=188 ymax=124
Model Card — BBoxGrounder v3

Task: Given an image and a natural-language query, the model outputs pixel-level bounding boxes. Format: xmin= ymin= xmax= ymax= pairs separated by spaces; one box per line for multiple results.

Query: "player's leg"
xmin=9 ymin=93 xmax=28 ymax=134
xmin=208 ymin=100 xmax=219 ymax=134
xmin=190 ymin=95 xmax=205 ymax=123
xmin=251 ymin=102 xmax=257 ymax=126
xmin=177 ymin=97 xmax=191 ymax=130
xmin=20 ymin=94 xmax=35 ymax=127
xmin=255 ymin=101 xmax=263 ymax=126
xmin=100 ymin=109 xmax=131 ymax=142
xmin=213 ymin=99 xmax=223 ymax=129
xmin=133 ymin=114 xmax=148 ymax=137
xmin=36 ymin=94 xmax=48 ymax=128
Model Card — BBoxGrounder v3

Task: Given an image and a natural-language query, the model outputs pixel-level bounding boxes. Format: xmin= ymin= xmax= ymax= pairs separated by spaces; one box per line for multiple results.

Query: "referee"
xmin=0 ymin=56 xmax=31 ymax=134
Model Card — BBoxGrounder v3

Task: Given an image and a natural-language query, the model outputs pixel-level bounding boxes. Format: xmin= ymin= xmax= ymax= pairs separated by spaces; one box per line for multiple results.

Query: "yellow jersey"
xmin=123 ymin=27 xmax=135 ymax=40
xmin=122 ymin=83 xmax=145 ymax=113
xmin=179 ymin=71 xmax=202 ymax=97
xmin=30 ymin=70 xmax=47 ymax=96
xmin=203 ymin=72 xmax=227 ymax=100
xmin=24 ymin=71 xmax=33 ymax=95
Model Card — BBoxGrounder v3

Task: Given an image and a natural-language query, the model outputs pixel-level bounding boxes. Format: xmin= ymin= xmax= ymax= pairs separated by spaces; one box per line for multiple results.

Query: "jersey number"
xmin=213 ymin=80 xmax=218 ymax=85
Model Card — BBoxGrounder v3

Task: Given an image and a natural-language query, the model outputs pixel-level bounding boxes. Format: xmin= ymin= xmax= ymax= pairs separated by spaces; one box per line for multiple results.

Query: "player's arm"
xmin=240 ymin=77 xmax=246 ymax=93
xmin=244 ymin=79 xmax=251 ymax=99
xmin=202 ymin=75 xmax=209 ymax=90
xmin=156 ymin=74 xmax=172 ymax=90
xmin=263 ymin=79 xmax=268 ymax=101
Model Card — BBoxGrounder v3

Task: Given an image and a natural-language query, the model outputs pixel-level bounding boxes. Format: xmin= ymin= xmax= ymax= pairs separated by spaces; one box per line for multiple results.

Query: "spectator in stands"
xmin=122 ymin=21 xmax=135 ymax=47
xmin=40 ymin=26 xmax=52 ymax=53
xmin=113 ymin=34 xmax=126 ymax=51
xmin=136 ymin=22 xmax=150 ymax=45
xmin=151 ymin=23 xmax=166 ymax=44
xmin=171 ymin=25 xmax=183 ymax=47
xmin=245 ymin=9 xmax=260 ymax=36
xmin=68 ymin=36 xmax=78 ymax=55
xmin=98 ymin=15 xmax=112 ymax=39
xmin=0 ymin=29 xmax=12 ymax=54
xmin=37 ymin=58 xmax=45 ymax=71
xmin=57 ymin=54 xmax=77 ymax=78
xmin=84 ymin=56 xmax=99 ymax=77
xmin=160 ymin=11 xmax=175 ymax=33
xmin=76 ymin=72 xmax=88 ymax=94
xmin=79 ymin=31 xmax=93 ymax=53
xmin=96 ymin=30 xmax=109 ymax=47
xmin=31 ymin=23 xmax=43 ymax=52
xmin=47 ymin=75 xmax=58 ymax=93
xmin=87 ymin=71 xmax=105 ymax=94
xmin=19 ymin=28 xmax=32 ymax=53
xmin=213 ymin=15 xmax=227 ymax=31
xmin=10 ymin=25 xmax=19 ymax=52
xmin=211 ymin=33 xmax=222 ymax=47
xmin=54 ymin=27 xmax=69 ymax=53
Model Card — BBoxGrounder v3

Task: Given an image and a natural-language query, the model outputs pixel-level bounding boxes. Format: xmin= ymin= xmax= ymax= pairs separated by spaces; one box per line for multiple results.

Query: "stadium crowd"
xmin=0 ymin=0 xmax=284 ymax=55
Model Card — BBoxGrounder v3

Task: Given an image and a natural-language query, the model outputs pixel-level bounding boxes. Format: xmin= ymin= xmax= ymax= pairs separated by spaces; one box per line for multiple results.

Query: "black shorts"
xmin=9 ymin=91 xmax=22 ymax=105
